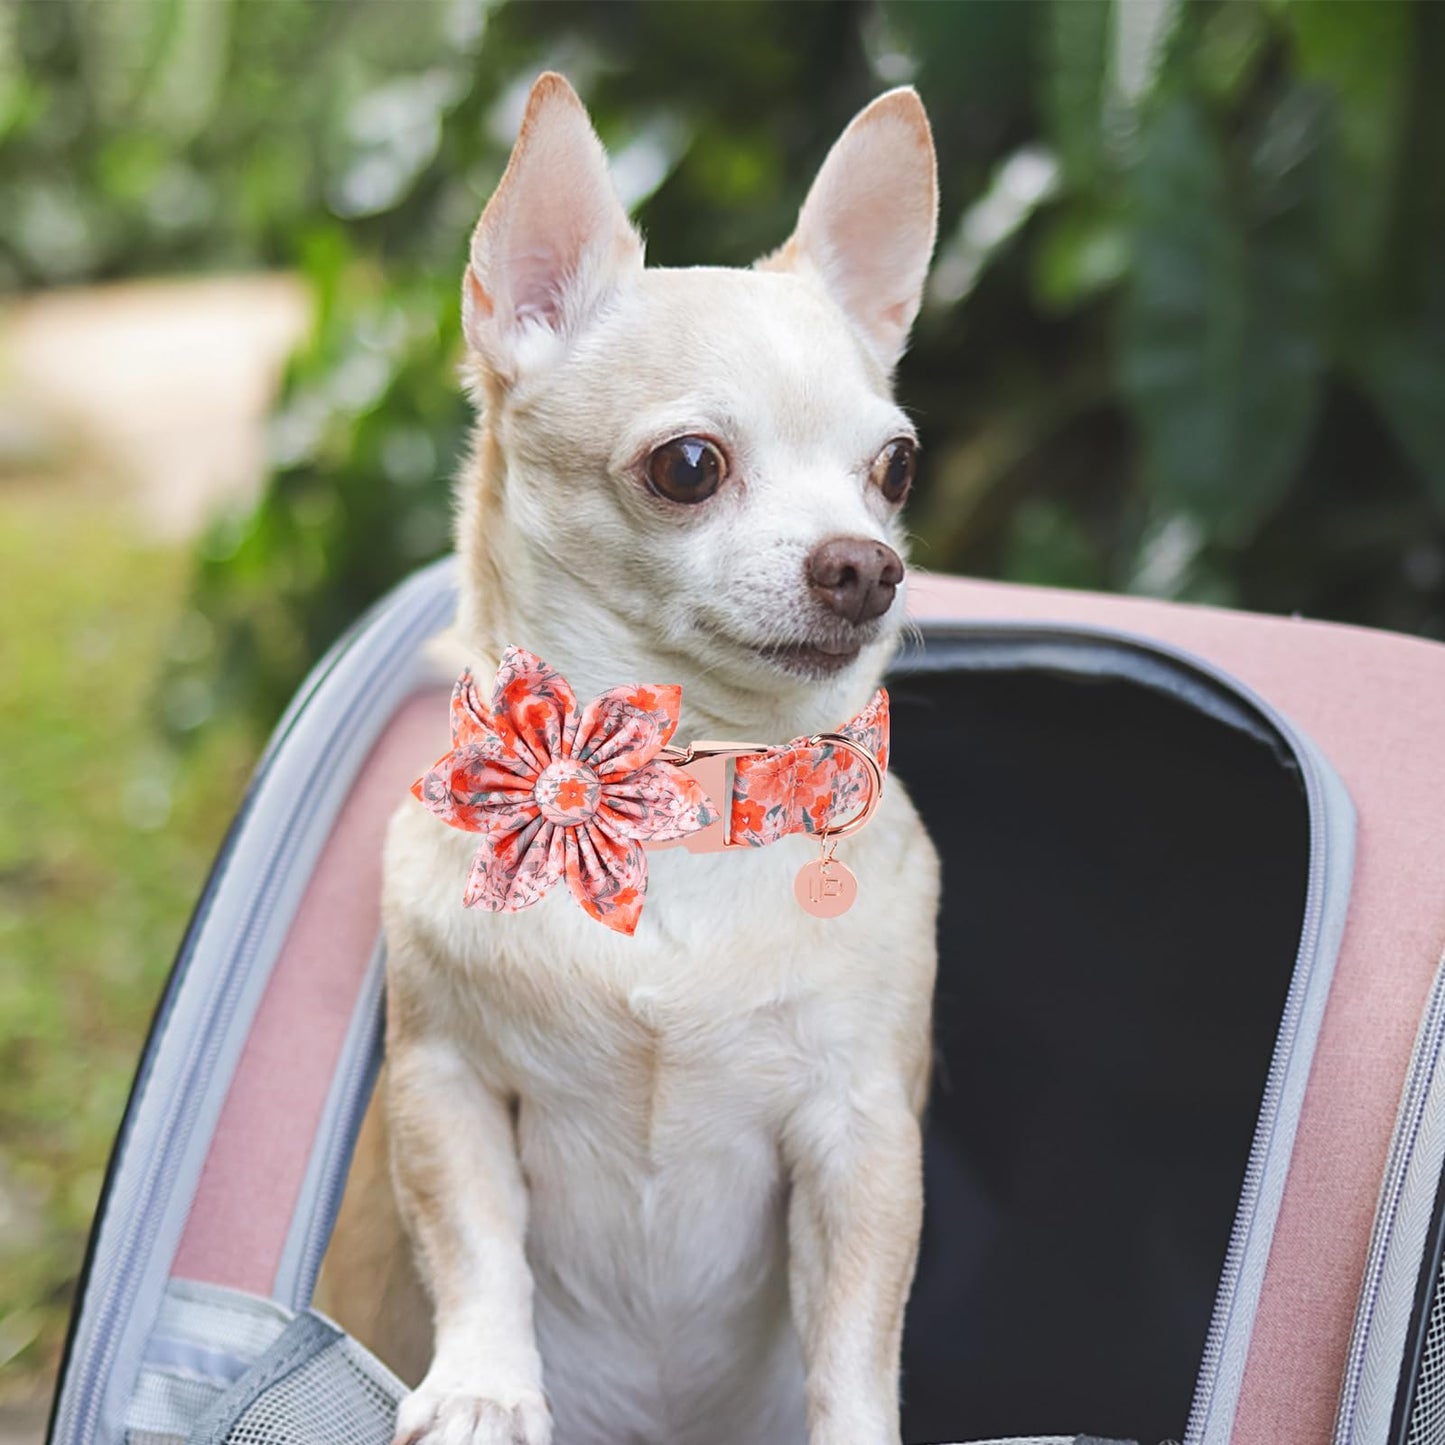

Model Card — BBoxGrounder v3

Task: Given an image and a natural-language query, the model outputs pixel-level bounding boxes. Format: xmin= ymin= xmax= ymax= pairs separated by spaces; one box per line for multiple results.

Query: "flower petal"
xmin=413 ymin=745 xmax=537 ymax=831
xmin=598 ymin=759 xmax=719 ymax=842
xmin=490 ymin=646 xmax=577 ymax=774
xmin=565 ymin=822 xmax=647 ymax=935
xmin=571 ymin=683 xmax=681 ymax=777
xmin=449 ymin=669 xmax=497 ymax=750
xmin=463 ymin=814 xmax=564 ymax=912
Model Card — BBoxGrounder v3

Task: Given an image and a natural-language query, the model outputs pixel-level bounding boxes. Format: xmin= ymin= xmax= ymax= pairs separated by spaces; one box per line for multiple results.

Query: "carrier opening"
xmin=891 ymin=648 xmax=1311 ymax=1444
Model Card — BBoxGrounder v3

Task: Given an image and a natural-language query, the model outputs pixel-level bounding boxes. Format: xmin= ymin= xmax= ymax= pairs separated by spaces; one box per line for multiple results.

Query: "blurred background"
xmin=2 ymin=0 xmax=1443 ymax=1427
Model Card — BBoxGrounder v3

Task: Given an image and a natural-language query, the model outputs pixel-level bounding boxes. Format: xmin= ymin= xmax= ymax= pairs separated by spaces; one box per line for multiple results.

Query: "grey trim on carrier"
xmin=186 ymin=1313 xmax=345 ymax=1445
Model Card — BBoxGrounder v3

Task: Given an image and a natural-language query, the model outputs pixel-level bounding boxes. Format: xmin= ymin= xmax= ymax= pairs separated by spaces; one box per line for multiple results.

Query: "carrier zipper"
xmin=1186 ymin=745 xmax=1333 ymax=1445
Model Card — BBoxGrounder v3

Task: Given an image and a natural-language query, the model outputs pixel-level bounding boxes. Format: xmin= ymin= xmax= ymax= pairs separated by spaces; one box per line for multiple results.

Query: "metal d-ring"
xmin=808 ymin=732 xmax=884 ymax=840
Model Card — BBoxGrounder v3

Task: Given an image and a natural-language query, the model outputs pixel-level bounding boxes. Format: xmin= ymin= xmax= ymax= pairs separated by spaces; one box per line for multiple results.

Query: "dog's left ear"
xmin=760 ymin=88 xmax=938 ymax=372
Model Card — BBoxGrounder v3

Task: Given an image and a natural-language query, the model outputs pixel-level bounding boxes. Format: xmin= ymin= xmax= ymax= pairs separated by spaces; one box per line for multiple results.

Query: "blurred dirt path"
xmin=0 ymin=273 xmax=309 ymax=538
xmin=0 ymin=1407 xmax=47 ymax=1445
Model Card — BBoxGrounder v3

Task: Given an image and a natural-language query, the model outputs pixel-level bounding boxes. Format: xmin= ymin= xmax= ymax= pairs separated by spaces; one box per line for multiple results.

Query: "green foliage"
xmin=1120 ymin=85 xmax=1331 ymax=546
xmin=8 ymin=0 xmax=1444 ymax=721
xmin=136 ymin=0 xmax=1445 ymax=728
xmin=1 ymin=0 xmax=497 ymax=287
xmin=900 ymin=0 xmax=1445 ymax=621
xmin=0 ymin=489 xmax=254 ymax=1395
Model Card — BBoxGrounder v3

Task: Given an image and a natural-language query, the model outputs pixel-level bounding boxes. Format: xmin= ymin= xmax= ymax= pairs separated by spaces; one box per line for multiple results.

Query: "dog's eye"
xmin=646 ymin=436 xmax=725 ymax=504
xmin=871 ymin=439 xmax=917 ymax=505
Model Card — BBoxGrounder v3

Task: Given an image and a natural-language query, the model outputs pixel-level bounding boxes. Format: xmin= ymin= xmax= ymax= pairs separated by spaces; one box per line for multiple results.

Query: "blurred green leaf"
xmin=1195 ymin=0 xmax=1269 ymax=105
xmin=1043 ymin=0 xmax=1111 ymax=186
xmin=1003 ymin=497 xmax=1108 ymax=590
xmin=1348 ymin=0 xmax=1445 ymax=513
xmin=1358 ymin=323 xmax=1445 ymax=516
xmin=1032 ymin=203 xmax=1129 ymax=313
xmin=1284 ymin=0 xmax=1410 ymax=287
xmin=929 ymin=145 xmax=1060 ymax=309
xmin=1120 ymin=88 xmax=1329 ymax=543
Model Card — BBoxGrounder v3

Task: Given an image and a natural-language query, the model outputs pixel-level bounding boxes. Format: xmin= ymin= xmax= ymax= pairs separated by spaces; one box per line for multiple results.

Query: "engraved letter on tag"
xmin=793 ymin=858 xmax=858 ymax=918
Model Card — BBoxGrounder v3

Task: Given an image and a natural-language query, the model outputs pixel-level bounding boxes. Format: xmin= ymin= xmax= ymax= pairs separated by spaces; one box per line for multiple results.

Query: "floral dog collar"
xmin=413 ymin=646 xmax=888 ymax=935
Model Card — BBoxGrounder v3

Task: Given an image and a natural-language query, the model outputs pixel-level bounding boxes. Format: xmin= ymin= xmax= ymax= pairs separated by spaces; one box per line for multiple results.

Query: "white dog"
xmin=322 ymin=72 xmax=940 ymax=1445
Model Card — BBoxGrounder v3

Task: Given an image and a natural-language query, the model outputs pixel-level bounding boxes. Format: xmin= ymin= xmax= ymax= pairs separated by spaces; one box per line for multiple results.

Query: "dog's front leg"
xmin=786 ymin=1086 xmax=924 ymax=1445
xmin=388 ymin=1033 xmax=549 ymax=1445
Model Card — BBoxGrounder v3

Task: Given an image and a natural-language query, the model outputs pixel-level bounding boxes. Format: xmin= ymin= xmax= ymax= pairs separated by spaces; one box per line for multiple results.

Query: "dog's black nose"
xmin=805 ymin=537 xmax=904 ymax=625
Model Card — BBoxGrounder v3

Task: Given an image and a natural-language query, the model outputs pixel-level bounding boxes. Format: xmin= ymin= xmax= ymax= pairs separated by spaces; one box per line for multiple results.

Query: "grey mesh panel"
xmin=126 ymin=1373 xmax=219 ymax=1445
xmin=1407 ymin=1259 xmax=1445 ymax=1444
xmin=215 ymin=1341 xmax=401 ymax=1445
xmin=121 ymin=1281 xmax=405 ymax=1445
xmin=186 ymin=1312 xmax=404 ymax=1445
xmin=124 ymin=1280 xmax=296 ymax=1444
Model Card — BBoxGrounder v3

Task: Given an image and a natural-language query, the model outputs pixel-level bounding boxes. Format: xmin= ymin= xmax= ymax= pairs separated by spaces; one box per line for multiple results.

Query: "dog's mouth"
xmin=752 ymin=636 xmax=864 ymax=679
xmin=696 ymin=613 xmax=887 ymax=682
xmin=728 ymin=618 xmax=884 ymax=679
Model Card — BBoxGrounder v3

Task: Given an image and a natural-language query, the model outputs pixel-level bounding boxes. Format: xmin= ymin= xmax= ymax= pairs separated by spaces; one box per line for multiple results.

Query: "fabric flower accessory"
xmin=413 ymin=647 xmax=719 ymax=935
xmin=414 ymin=646 xmax=889 ymax=934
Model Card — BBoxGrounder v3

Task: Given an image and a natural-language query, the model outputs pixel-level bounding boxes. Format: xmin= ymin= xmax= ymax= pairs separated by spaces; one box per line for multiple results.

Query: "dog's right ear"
xmin=464 ymin=73 xmax=643 ymax=383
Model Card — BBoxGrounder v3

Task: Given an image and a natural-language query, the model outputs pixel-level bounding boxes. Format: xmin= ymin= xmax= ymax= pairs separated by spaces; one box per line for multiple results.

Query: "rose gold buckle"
xmin=656 ymin=741 xmax=770 ymax=853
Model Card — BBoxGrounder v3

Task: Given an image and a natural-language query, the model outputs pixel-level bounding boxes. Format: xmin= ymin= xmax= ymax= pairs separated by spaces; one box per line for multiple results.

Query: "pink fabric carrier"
xmin=46 ymin=559 xmax=1445 ymax=1445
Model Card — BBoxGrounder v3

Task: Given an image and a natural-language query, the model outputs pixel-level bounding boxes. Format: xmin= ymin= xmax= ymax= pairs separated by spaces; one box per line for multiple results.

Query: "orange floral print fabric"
xmin=729 ymin=689 xmax=889 ymax=847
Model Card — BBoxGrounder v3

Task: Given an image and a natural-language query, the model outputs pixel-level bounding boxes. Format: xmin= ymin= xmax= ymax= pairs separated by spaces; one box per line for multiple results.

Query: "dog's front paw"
xmin=393 ymin=1382 xmax=551 ymax=1445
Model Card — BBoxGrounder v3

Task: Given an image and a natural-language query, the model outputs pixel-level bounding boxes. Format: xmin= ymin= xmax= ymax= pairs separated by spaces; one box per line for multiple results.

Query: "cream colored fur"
xmin=319 ymin=73 xmax=941 ymax=1445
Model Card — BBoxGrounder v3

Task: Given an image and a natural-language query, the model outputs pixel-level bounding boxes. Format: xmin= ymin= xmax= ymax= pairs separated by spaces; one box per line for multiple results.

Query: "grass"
xmin=0 ymin=483 xmax=258 ymax=1404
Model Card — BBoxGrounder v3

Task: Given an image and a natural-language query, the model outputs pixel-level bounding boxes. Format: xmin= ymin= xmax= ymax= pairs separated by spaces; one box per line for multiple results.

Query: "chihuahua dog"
xmin=321 ymin=73 xmax=940 ymax=1445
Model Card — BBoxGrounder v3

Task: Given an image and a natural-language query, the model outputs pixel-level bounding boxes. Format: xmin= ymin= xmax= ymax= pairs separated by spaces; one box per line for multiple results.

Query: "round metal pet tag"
xmin=794 ymin=858 xmax=858 ymax=918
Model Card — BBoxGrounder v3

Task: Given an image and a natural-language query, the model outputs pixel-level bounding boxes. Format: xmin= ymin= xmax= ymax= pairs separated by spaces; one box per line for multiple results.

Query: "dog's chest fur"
xmin=384 ymin=778 xmax=935 ymax=1435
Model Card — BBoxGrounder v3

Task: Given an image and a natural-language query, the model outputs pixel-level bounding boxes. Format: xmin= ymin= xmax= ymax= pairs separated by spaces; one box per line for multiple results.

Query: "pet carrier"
xmin=46 ymin=558 xmax=1445 ymax=1445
